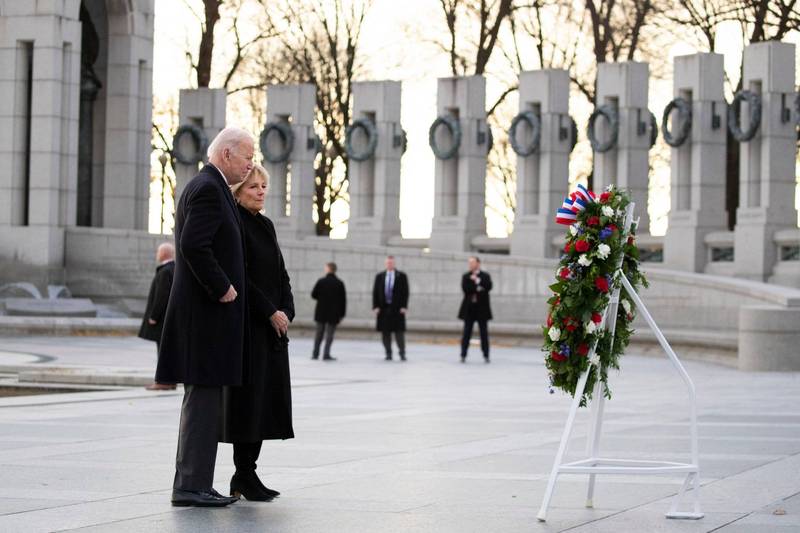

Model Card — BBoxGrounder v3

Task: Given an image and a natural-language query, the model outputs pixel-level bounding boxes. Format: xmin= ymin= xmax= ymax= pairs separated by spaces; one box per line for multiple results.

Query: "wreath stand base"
xmin=537 ymin=206 xmax=703 ymax=523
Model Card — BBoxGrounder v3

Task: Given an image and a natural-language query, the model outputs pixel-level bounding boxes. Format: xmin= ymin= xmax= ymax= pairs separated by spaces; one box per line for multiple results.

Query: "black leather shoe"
xmin=385 ymin=355 xmax=392 ymax=361
xmin=484 ymin=356 xmax=490 ymax=363
xmin=399 ymin=354 xmax=406 ymax=361
xmin=171 ymin=488 xmax=234 ymax=507
xmin=322 ymin=355 xmax=337 ymax=361
xmin=210 ymin=488 xmax=239 ymax=504
xmin=231 ymin=472 xmax=275 ymax=502
xmin=311 ymin=354 xmax=319 ymax=360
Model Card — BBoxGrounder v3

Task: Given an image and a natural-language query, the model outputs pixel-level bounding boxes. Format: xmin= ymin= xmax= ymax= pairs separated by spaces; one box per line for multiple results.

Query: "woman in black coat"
xmin=221 ymin=164 xmax=294 ymax=501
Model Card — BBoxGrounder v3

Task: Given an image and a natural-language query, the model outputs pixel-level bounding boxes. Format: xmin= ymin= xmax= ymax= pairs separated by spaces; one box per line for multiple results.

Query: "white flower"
xmin=585 ymin=321 xmax=597 ymax=334
xmin=616 ymin=208 xmax=624 ymax=217
xmin=578 ymin=254 xmax=592 ymax=267
xmin=569 ymin=224 xmax=579 ymax=236
xmin=548 ymin=326 xmax=561 ymax=341
xmin=596 ymin=243 xmax=611 ymax=260
xmin=621 ymin=299 xmax=631 ymax=314
xmin=589 ymin=354 xmax=600 ymax=366
xmin=601 ymin=205 xmax=614 ymax=217
xmin=604 ymin=184 xmax=613 ymax=192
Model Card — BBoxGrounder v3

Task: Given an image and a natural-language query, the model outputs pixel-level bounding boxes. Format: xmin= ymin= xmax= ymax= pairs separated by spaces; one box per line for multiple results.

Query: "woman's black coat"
xmin=372 ymin=270 xmax=409 ymax=332
xmin=311 ymin=273 xmax=347 ymax=324
xmin=457 ymin=271 xmax=493 ymax=321
xmin=221 ymin=205 xmax=295 ymax=442
xmin=156 ymin=165 xmax=249 ymax=386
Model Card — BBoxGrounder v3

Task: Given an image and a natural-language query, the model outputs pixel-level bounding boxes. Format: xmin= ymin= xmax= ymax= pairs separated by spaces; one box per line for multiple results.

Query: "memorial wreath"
xmin=542 ymin=184 xmax=648 ymax=406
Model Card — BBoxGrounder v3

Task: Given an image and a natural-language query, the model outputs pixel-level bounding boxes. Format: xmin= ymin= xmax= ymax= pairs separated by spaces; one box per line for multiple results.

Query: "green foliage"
xmin=542 ymin=187 xmax=648 ymax=407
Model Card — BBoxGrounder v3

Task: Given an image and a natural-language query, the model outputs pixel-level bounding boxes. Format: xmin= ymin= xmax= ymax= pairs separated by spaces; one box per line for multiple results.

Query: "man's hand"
xmin=219 ymin=285 xmax=238 ymax=303
xmin=270 ymin=310 xmax=290 ymax=336
xmin=147 ymin=318 xmax=157 ymax=325
xmin=400 ymin=308 xmax=407 ymax=314
xmin=373 ymin=307 xmax=380 ymax=315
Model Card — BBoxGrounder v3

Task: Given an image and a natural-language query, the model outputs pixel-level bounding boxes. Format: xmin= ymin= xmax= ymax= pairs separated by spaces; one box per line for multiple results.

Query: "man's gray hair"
xmin=207 ymin=127 xmax=253 ymax=159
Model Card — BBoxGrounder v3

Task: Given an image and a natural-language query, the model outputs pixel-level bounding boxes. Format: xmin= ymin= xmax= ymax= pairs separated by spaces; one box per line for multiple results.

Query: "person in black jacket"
xmin=310 ymin=262 xmax=347 ymax=360
xmin=372 ymin=256 xmax=409 ymax=361
xmin=458 ymin=256 xmax=493 ymax=363
xmin=156 ymin=127 xmax=254 ymax=508
xmin=220 ymin=164 xmax=294 ymax=502
xmin=138 ymin=242 xmax=176 ymax=391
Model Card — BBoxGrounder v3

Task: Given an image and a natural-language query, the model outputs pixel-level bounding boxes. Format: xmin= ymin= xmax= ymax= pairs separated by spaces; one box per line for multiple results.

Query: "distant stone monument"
xmin=261 ymin=84 xmax=318 ymax=240
xmin=592 ymin=62 xmax=653 ymax=234
xmin=663 ymin=53 xmax=728 ymax=272
xmin=734 ymin=42 xmax=798 ymax=282
xmin=429 ymin=76 xmax=490 ymax=252
xmin=346 ymin=81 xmax=404 ymax=246
xmin=510 ymin=70 xmax=572 ymax=258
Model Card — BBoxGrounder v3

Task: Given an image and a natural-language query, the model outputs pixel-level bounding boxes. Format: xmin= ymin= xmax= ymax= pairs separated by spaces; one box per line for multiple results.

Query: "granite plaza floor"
xmin=0 ymin=335 xmax=799 ymax=532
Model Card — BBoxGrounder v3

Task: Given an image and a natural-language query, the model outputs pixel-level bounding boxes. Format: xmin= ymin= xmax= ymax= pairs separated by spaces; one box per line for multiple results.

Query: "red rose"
xmin=599 ymin=192 xmax=611 ymax=203
xmin=564 ymin=317 xmax=577 ymax=332
xmin=627 ymin=313 xmax=633 ymax=321
xmin=594 ymin=277 xmax=609 ymax=293
xmin=559 ymin=267 xmax=571 ymax=280
xmin=551 ymin=351 xmax=568 ymax=362
xmin=627 ymin=236 xmax=635 ymax=245
xmin=575 ymin=240 xmax=590 ymax=253
xmin=577 ymin=343 xmax=589 ymax=356
xmin=554 ymin=297 xmax=561 ymax=306
xmin=546 ymin=314 xmax=553 ymax=328
xmin=564 ymin=242 xmax=572 ymax=254
xmin=607 ymin=224 xmax=618 ymax=232
xmin=591 ymin=312 xmax=603 ymax=324
xmin=587 ymin=216 xmax=600 ymax=226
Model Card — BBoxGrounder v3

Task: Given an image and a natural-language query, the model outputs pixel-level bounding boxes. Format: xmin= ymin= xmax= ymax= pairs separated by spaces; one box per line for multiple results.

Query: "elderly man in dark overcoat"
xmin=372 ymin=255 xmax=409 ymax=361
xmin=156 ymin=126 xmax=254 ymax=508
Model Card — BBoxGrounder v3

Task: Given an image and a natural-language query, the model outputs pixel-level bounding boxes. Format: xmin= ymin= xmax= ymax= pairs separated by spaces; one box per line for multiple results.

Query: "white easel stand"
xmin=537 ymin=206 xmax=703 ymax=522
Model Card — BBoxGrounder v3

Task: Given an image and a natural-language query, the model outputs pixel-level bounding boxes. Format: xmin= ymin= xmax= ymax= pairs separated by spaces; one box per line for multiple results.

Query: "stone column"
xmin=663 ymin=53 xmax=728 ymax=272
xmin=174 ymin=88 xmax=227 ymax=202
xmin=594 ymin=62 xmax=652 ymax=233
xmin=262 ymin=83 xmax=317 ymax=240
xmin=429 ymin=75 xmax=488 ymax=252
xmin=0 ymin=3 xmax=81 ymax=282
xmin=100 ymin=4 xmax=154 ymax=230
xmin=510 ymin=70 xmax=570 ymax=258
xmin=734 ymin=42 xmax=797 ymax=281
xmin=347 ymin=81 xmax=403 ymax=246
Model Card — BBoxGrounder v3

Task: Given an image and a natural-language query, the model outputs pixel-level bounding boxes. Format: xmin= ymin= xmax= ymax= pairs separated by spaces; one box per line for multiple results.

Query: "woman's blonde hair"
xmin=230 ymin=163 xmax=269 ymax=198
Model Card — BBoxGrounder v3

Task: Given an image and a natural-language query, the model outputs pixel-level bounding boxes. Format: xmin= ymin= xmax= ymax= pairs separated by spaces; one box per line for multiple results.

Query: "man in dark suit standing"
xmin=156 ymin=127 xmax=254 ymax=508
xmin=310 ymin=262 xmax=346 ymax=361
xmin=372 ymin=255 xmax=409 ymax=361
xmin=458 ymin=256 xmax=492 ymax=363
xmin=138 ymin=242 xmax=176 ymax=391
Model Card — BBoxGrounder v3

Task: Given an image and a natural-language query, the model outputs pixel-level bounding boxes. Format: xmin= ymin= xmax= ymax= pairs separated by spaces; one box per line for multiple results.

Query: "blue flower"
xmin=599 ymin=227 xmax=612 ymax=240
xmin=559 ymin=344 xmax=571 ymax=356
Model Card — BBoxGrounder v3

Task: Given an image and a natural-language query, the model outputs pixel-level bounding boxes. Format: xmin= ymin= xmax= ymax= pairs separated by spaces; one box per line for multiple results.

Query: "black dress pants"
xmin=382 ymin=330 xmax=406 ymax=357
xmin=173 ymin=384 xmax=222 ymax=490
xmin=460 ymin=318 xmax=489 ymax=358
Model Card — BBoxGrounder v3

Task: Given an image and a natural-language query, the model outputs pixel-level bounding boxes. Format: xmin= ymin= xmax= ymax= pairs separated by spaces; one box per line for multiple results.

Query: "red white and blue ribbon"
xmin=555 ymin=184 xmax=596 ymax=225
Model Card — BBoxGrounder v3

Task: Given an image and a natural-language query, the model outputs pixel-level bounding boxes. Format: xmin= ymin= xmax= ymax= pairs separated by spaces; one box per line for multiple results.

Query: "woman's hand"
xmin=270 ymin=310 xmax=289 ymax=336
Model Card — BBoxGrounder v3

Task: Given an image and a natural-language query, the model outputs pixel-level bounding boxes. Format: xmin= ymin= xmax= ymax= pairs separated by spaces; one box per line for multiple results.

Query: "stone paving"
xmin=0 ymin=335 xmax=799 ymax=532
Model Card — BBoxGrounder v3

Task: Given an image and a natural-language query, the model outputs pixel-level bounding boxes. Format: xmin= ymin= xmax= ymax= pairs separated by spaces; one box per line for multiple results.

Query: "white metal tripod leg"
xmin=537 ymin=369 xmax=591 ymax=522
xmin=585 ymin=381 xmax=606 ymax=508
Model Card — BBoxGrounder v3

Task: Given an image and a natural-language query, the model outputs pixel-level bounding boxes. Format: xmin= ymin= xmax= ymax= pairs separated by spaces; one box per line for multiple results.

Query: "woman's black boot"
xmin=230 ymin=471 xmax=273 ymax=501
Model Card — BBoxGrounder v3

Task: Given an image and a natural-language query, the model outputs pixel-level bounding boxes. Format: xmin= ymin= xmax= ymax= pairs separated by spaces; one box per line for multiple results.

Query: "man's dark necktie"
xmin=385 ymin=273 xmax=393 ymax=305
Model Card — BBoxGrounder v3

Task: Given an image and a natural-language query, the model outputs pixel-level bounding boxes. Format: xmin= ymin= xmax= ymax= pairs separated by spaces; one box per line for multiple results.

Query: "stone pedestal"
xmin=663 ymin=53 xmax=728 ymax=272
xmin=594 ymin=62 xmax=652 ymax=233
xmin=510 ymin=70 xmax=570 ymax=258
xmin=429 ymin=76 xmax=488 ymax=252
xmin=347 ymin=81 xmax=403 ymax=246
xmin=263 ymin=83 xmax=317 ymax=240
xmin=734 ymin=42 xmax=797 ymax=282
xmin=174 ymin=88 xmax=226 ymax=201
xmin=739 ymin=305 xmax=800 ymax=371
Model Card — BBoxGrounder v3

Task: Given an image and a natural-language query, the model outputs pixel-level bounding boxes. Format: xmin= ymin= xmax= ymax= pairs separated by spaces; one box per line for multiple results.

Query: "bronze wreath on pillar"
xmin=728 ymin=90 xmax=761 ymax=142
xmin=509 ymin=110 xmax=541 ymax=157
xmin=587 ymin=105 xmax=619 ymax=153
xmin=345 ymin=118 xmax=379 ymax=161
xmin=661 ymin=97 xmax=692 ymax=147
xmin=260 ymin=121 xmax=295 ymax=163
xmin=428 ymin=115 xmax=462 ymax=160
xmin=172 ymin=124 xmax=208 ymax=165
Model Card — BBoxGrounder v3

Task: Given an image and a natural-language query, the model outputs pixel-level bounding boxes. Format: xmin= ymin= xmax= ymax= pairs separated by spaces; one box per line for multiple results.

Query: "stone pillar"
xmin=663 ymin=53 xmax=728 ymax=272
xmin=594 ymin=62 xmax=652 ymax=233
xmin=100 ymin=4 xmax=154 ymax=230
xmin=262 ymin=83 xmax=317 ymax=240
xmin=429 ymin=76 xmax=488 ymax=252
xmin=0 ymin=3 xmax=82 ymax=282
xmin=734 ymin=42 xmax=797 ymax=281
xmin=346 ymin=81 xmax=403 ymax=246
xmin=510 ymin=70 xmax=570 ymax=258
xmin=174 ymin=88 xmax=227 ymax=201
